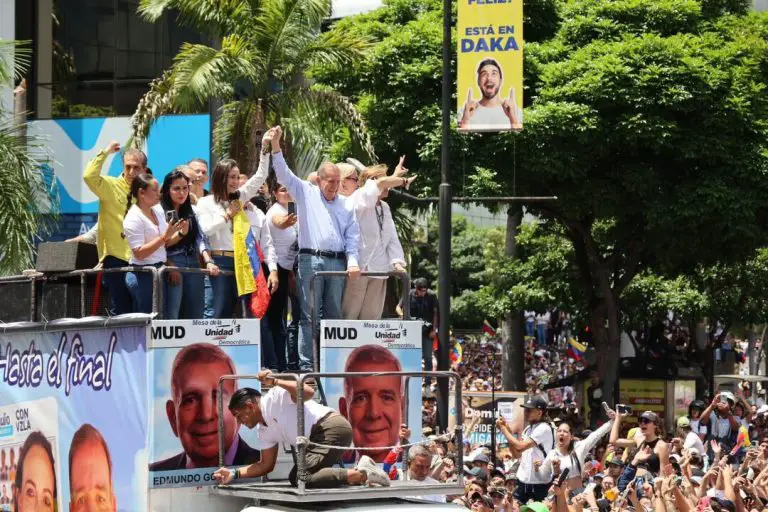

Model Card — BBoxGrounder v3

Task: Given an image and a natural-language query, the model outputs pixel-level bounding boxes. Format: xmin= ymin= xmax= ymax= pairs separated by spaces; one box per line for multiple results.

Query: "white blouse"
xmin=123 ymin=204 xmax=167 ymax=265
xmin=197 ymin=152 xmax=270 ymax=251
xmin=348 ymin=180 xmax=406 ymax=277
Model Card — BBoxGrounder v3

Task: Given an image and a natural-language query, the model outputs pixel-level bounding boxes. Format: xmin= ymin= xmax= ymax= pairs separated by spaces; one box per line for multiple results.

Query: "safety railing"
xmin=309 ymin=271 xmax=411 ymax=370
xmin=216 ymin=370 xmax=464 ymax=496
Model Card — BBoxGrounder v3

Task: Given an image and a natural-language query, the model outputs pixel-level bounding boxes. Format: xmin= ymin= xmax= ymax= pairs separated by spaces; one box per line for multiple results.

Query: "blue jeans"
xmin=164 ymin=251 xmax=205 ymax=319
xmin=297 ymin=254 xmax=345 ymax=371
xmin=287 ymin=287 xmax=301 ymax=371
xmin=203 ymin=275 xmax=215 ymax=319
xmin=209 ymin=255 xmax=237 ymax=318
xmin=536 ymin=323 xmax=547 ymax=346
xmin=525 ymin=320 xmax=535 ymax=338
xmin=130 ymin=262 xmax=163 ymax=314
xmin=102 ymin=256 xmax=138 ymax=315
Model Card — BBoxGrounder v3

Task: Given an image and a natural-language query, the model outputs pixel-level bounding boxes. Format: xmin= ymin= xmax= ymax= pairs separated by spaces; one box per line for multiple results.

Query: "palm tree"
xmin=0 ymin=41 xmax=57 ymax=275
xmin=131 ymin=0 xmax=377 ymax=175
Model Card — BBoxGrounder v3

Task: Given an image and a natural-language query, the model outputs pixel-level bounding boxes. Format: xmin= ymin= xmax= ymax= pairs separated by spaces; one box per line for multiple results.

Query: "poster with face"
xmin=148 ymin=319 xmax=261 ymax=488
xmin=320 ymin=320 xmax=423 ymax=465
xmin=0 ymin=323 xmax=149 ymax=512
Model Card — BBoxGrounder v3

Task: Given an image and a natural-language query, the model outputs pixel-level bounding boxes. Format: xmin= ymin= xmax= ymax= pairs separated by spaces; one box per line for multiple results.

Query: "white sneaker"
xmin=356 ymin=455 xmax=391 ymax=487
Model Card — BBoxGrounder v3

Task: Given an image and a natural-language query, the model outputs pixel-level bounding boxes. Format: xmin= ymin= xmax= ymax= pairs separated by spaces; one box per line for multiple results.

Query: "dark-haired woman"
xmin=14 ymin=431 xmax=56 ymax=512
xmin=161 ymin=166 xmax=220 ymax=319
xmin=197 ymin=130 xmax=275 ymax=318
xmin=539 ymin=417 xmax=614 ymax=493
xmin=123 ymin=173 xmax=182 ymax=313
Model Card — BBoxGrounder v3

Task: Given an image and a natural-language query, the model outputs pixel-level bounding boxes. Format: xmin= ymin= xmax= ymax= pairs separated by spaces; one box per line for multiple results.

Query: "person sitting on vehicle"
xmin=213 ymin=371 xmax=390 ymax=489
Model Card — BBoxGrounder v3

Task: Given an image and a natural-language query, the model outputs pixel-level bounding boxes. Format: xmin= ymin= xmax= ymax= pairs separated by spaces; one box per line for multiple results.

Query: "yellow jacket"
xmin=83 ymin=151 xmax=131 ymax=262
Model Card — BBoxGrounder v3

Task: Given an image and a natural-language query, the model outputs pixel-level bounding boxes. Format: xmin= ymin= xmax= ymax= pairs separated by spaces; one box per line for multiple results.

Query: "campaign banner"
xmin=148 ymin=319 xmax=262 ymax=489
xmin=320 ymin=319 xmax=423 ymax=464
xmin=0 ymin=324 xmax=149 ymax=512
xmin=618 ymin=379 xmax=666 ymax=425
xmin=450 ymin=391 xmax=526 ymax=446
xmin=457 ymin=0 xmax=523 ymax=132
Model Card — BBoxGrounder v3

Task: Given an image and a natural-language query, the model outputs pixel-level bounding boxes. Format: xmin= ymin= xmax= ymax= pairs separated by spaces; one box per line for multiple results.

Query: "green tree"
xmin=0 ymin=41 xmax=57 ymax=275
xmin=130 ymin=0 xmax=375 ymax=173
xmin=317 ymin=0 xmax=768 ymax=401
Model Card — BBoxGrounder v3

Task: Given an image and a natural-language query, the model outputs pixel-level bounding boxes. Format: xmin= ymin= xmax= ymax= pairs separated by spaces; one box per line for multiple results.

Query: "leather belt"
xmin=299 ymin=248 xmax=346 ymax=260
xmin=211 ymin=250 xmax=235 ymax=257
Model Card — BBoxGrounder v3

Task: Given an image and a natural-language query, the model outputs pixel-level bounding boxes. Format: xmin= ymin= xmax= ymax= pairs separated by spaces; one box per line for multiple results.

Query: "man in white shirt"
xmin=406 ymin=445 xmax=445 ymax=503
xmin=497 ymin=396 xmax=554 ymax=504
xmin=270 ymin=127 xmax=361 ymax=372
xmin=213 ymin=371 xmax=390 ymax=489
xmin=458 ymin=58 xmax=522 ymax=131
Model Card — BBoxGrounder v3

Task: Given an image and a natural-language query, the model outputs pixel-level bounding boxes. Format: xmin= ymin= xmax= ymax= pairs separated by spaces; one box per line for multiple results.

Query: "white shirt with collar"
xmin=348 ymin=180 xmax=406 ymax=277
xmin=257 ymin=386 xmax=334 ymax=449
xmin=197 ymin=152 xmax=270 ymax=251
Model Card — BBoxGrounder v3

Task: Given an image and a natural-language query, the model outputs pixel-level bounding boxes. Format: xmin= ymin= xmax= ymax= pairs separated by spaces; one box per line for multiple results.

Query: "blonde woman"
xmin=341 ymin=158 xmax=416 ymax=320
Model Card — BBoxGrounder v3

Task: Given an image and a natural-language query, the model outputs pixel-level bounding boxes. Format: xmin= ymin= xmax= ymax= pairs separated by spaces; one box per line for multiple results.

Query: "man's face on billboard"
xmin=69 ymin=440 xmax=116 ymax=512
xmin=477 ymin=64 xmax=501 ymax=101
xmin=341 ymin=361 xmax=402 ymax=460
xmin=167 ymin=360 xmax=237 ymax=467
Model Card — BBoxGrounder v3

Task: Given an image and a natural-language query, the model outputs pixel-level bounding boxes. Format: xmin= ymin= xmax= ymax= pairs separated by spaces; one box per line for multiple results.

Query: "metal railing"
xmin=216 ymin=370 xmax=464 ymax=494
xmin=309 ymin=271 xmax=411 ymax=370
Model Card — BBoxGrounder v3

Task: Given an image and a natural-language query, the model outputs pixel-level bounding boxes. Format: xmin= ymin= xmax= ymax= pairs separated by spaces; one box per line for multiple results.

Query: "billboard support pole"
xmin=436 ymin=0 xmax=453 ymax=435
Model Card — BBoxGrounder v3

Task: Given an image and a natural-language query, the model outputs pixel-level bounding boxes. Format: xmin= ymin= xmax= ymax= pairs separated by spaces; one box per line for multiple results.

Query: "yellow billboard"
xmin=456 ymin=0 xmax=523 ymax=132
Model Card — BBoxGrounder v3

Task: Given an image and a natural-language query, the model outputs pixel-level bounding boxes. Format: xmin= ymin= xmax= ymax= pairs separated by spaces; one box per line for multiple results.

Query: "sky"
xmin=331 ymin=0 xmax=383 ymax=18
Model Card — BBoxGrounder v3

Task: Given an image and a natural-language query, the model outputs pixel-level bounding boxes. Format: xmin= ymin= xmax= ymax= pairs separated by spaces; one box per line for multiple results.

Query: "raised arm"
xmin=83 ymin=141 xmax=120 ymax=197
xmin=259 ymin=370 xmax=314 ymax=403
xmin=270 ymin=127 xmax=307 ymax=201
xmin=700 ymin=393 xmax=719 ymax=425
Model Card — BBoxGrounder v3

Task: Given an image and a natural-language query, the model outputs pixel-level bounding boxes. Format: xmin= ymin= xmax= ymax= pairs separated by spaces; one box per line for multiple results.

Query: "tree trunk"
xmin=502 ymin=208 xmax=525 ymax=391
xmin=589 ymin=293 xmax=621 ymax=406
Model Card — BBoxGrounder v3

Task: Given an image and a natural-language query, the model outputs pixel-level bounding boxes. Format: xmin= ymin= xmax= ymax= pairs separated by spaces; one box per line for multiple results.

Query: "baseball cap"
xmin=488 ymin=486 xmax=506 ymax=497
xmin=712 ymin=498 xmax=737 ymax=512
xmin=469 ymin=493 xmax=494 ymax=508
xmin=640 ymin=411 xmax=658 ymax=422
xmin=677 ymin=416 xmax=691 ymax=428
xmin=607 ymin=458 xmax=623 ymax=467
xmin=504 ymin=473 xmax=517 ymax=482
xmin=521 ymin=503 xmax=549 ymax=512
xmin=464 ymin=466 xmax=488 ymax=480
xmin=522 ymin=396 xmax=548 ymax=410
xmin=472 ymin=453 xmax=490 ymax=464
xmin=720 ymin=391 xmax=736 ymax=404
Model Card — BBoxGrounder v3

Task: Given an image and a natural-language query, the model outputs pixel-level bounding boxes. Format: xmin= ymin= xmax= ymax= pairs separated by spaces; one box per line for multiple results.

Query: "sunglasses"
xmin=639 ymin=417 xmax=653 ymax=424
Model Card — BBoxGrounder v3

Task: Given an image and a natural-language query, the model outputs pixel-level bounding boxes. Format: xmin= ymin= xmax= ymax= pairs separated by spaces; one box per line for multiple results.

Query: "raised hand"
xmin=271 ymin=126 xmax=283 ymax=152
xmin=105 ymin=141 xmax=121 ymax=154
xmin=460 ymin=88 xmax=479 ymax=126
xmin=394 ymin=155 xmax=408 ymax=177
xmin=501 ymin=87 xmax=522 ymax=129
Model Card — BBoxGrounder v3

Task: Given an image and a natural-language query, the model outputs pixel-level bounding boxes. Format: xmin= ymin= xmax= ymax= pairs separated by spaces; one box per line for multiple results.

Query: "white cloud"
xmin=332 ymin=0 xmax=383 ymax=18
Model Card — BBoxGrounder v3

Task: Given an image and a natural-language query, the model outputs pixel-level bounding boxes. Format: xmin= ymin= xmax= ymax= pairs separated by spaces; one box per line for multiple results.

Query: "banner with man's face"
xmin=148 ymin=320 xmax=261 ymax=489
xmin=457 ymin=0 xmax=523 ymax=132
xmin=320 ymin=320 xmax=423 ymax=465
xmin=0 ymin=321 xmax=149 ymax=512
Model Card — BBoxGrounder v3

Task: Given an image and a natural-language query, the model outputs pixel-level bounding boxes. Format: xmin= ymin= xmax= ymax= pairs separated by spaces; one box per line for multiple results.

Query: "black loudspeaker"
xmin=36 ymin=242 xmax=99 ymax=272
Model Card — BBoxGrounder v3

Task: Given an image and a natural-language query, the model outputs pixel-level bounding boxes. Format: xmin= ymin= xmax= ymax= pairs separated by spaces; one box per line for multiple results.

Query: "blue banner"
xmin=0 ymin=324 xmax=148 ymax=512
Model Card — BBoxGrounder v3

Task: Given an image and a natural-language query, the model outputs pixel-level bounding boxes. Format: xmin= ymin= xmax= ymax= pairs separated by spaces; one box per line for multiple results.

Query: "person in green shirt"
xmin=83 ymin=141 xmax=147 ymax=315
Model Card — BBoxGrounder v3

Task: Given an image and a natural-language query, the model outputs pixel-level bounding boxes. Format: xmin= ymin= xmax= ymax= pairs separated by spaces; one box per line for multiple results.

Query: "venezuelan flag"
xmin=567 ymin=338 xmax=586 ymax=360
xmin=482 ymin=319 xmax=496 ymax=336
xmin=233 ymin=206 xmax=270 ymax=318
xmin=450 ymin=340 xmax=463 ymax=365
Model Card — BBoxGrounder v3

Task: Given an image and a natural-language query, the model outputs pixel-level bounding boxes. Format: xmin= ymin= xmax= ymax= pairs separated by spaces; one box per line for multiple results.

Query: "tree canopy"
xmin=315 ymin=0 xmax=768 ymax=397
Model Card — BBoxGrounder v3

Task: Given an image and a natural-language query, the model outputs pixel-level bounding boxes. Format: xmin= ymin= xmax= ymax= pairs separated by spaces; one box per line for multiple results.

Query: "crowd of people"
xmin=75 ymin=126 xmax=415 ymax=372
